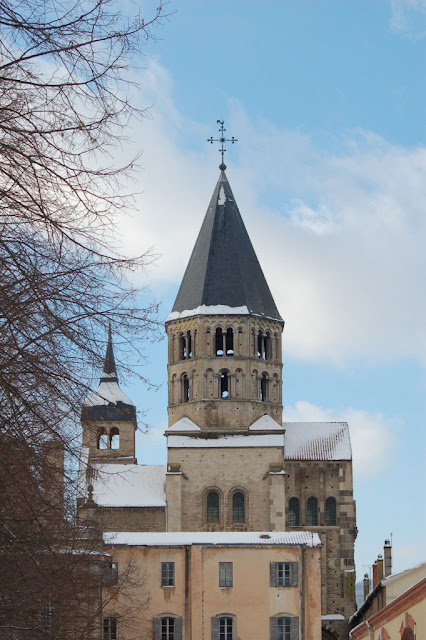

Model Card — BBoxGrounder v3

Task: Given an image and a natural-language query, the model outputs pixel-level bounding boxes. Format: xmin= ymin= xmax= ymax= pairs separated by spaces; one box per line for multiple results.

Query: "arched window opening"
xmin=265 ymin=332 xmax=272 ymax=360
xmin=306 ymin=497 xmax=318 ymax=526
xmin=97 ymin=428 xmax=108 ymax=450
xmin=220 ymin=371 xmax=229 ymax=399
xmin=186 ymin=330 xmax=192 ymax=358
xmin=182 ymin=374 xmax=189 ymax=403
xmin=110 ymin=427 xmax=120 ymax=450
xmin=215 ymin=328 xmax=224 ymax=356
xmin=257 ymin=330 xmax=263 ymax=358
xmin=206 ymin=491 xmax=219 ymax=522
xmin=179 ymin=334 xmax=186 ymax=360
xmin=226 ymin=328 xmax=234 ymax=355
xmin=232 ymin=492 xmax=245 ymax=522
xmin=288 ymin=497 xmax=300 ymax=526
xmin=260 ymin=373 xmax=268 ymax=402
xmin=325 ymin=497 xmax=337 ymax=526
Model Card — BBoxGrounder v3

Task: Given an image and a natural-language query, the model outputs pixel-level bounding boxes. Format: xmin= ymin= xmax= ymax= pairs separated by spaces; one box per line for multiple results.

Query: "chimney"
xmin=384 ymin=539 xmax=392 ymax=577
xmin=363 ymin=573 xmax=370 ymax=600
xmin=372 ymin=561 xmax=378 ymax=589
xmin=377 ymin=554 xmax=384 ymax=582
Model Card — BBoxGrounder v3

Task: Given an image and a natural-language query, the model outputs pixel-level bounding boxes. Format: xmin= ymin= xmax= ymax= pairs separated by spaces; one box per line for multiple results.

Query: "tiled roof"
xmin=284 ymin=422 xmax=352 ymax=461
xmin=104 ymin=531 xmax=322 ymax=547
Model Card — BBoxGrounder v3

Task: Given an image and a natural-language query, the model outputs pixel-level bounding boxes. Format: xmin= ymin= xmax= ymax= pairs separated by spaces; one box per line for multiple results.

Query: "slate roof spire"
xmin=169 ymin=170 xmax=283 ymax=322
xmin=101 ymin=324 xmax=118 ymax=383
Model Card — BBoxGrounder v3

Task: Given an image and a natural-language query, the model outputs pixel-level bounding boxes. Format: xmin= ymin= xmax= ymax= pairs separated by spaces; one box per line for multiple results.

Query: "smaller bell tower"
xmin=81 ymin=326 xmax=136 ymax=464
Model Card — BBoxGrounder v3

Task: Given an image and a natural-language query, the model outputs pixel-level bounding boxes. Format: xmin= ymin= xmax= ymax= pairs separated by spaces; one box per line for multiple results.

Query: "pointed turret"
xmin=169 ymin=170 xmax=283 ymax=322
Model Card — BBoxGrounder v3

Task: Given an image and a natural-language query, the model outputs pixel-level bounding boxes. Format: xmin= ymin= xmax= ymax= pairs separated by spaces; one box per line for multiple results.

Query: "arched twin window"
xmin=256 ymin=330 xmax=272 ymax=360
xmin=306 ymin=497 xmax=318 ymax=526
xmin=97 ymin=427 xmax=119 ymax=450
xmin=325 ymin=497 xmax=337 ymax=526
xmin=207 ymin=490 xmax=220 ymax=523
xmin=288 ymin=497 xmax=299 ymax=526
xmin=215 ymin=328 xmax=234 ymax=356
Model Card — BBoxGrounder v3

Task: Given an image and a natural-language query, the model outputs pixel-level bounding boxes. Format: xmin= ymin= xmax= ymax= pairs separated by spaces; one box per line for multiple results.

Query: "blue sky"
xmin=106 ymin=0 xmax=426 ymax=581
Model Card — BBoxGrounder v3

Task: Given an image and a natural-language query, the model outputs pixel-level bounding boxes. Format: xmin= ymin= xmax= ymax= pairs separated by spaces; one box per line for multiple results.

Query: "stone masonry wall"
xmin=166 ymin=314 xmax=283 ymax=429
xmin=167 ymin=445 xmax=285 ymax=532
xmin=284 ymin=459 xmax=357 ymax=640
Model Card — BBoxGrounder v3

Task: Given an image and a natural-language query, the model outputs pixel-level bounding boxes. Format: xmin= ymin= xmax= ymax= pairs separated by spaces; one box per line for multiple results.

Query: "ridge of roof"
xmin=170 ymin=171 xmax=283 ymax=322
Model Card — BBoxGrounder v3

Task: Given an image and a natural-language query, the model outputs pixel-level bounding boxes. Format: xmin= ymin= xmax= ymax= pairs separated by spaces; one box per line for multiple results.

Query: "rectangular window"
xmin=277 ymin=562 xmax=291 ymax=586
xmin=277 ymin=617 xmax=291 ymax=640
xmin=219 ymin=617 xmax=233 ymax=640
xmin=103 ymin=617 xmax=117 ymax=640
xmin=105 ymin=561 xmax=118 ymax=587
xmin=270 ymin=562 xmax=298 ymax=587
xmin=219 ymin=562 xmax=233 ymax=587
xmin=161 ymin=617 xmax=175 ymax=640
xmin=161 ymin=562 xmax=175 ymax=587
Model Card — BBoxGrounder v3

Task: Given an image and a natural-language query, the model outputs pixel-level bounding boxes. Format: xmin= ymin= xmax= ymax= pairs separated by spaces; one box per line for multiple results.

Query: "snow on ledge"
xmin=321 ymin=615 xmax=345 ymax=621
xmin=249 ymin=414 xmax=283 ymax=431
xmin=104 ymin=531 xmax=322 ymax=548
xmin=167 ymin=417 xmax=201 ymax=432
xmin=167 ymin=304 xmax=250 ymax=322
xmin=167 ymin=433 xmax=284 ymax=448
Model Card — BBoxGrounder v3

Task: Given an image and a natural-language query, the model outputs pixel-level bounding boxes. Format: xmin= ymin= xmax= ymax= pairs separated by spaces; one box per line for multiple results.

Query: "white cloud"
xmin=283 ymin=401 xmax=399 ymax=477
xmin=115 ymin=60 xmax=426 ymax=366
xmin=390 ymin=0 xmax=426 ymax=37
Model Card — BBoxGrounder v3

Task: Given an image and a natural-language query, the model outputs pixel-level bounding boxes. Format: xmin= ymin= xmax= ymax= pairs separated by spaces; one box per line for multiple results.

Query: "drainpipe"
xmin=301 ymin=545 xmax=305 ymax=640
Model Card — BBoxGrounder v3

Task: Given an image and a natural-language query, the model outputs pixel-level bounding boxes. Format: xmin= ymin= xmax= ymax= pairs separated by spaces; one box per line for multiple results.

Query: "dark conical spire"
xmin=101 ymin=324 xmax=118 ymax=383
xmin=170 ymin=171 xmax=282 ymax=321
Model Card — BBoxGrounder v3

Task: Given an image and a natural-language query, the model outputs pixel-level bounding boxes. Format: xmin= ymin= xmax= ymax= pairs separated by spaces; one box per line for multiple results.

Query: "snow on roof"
xmin=284 ymin=422 xmax=352 ymax=461
xmin=167 ymin=433 xmax=284 ymax=449
xmin=83 ymin=381 xmax=134 ymax=407
xmin=104 ymin=531 xmax=322 ymax=547
xmin=167 ymin=417 xmax=201 ymax=432
xmin=88 ymin=464 xmax=166 ymax=507
xmin=167 ymin=304 xmax=250 ymax=322
xmin=249 ymin=414 xmax=283 ymax=431
xmin=382 ymin=560 xmax=426 ymax=585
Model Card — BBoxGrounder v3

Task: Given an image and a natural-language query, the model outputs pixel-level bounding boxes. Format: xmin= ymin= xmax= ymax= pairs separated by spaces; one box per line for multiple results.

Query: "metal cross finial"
xmin=207 ymin=120 xmax=238 ymax=170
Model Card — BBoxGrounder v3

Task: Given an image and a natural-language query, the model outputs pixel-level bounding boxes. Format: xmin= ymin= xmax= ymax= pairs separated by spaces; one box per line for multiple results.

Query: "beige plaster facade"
xmin=104 ymin=537 xmax=322 ymax=640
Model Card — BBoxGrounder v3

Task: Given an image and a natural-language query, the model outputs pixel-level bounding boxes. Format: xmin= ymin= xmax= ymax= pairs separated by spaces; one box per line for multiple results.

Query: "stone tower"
xmin=166 ymin=169 xmax=284 ymax=430
xmin=81 ymin=326 xmax=137 ymax=464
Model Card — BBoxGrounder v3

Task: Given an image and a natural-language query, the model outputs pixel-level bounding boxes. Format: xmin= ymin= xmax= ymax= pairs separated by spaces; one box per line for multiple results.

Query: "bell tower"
xmin=81 ymin=326 xmax=137 ymax=464
xmin=166 ymin=169 xmax=284 ymax=431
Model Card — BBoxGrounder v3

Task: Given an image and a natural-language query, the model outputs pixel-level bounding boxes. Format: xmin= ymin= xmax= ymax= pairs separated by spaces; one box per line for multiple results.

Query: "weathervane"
xmin=207 ymin=120 xmax=238 ymax=170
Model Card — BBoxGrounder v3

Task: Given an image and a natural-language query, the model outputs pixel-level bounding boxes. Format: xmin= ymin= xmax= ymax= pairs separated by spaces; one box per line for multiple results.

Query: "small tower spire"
xmin=101 ymin=324 xmax=118 ymax=383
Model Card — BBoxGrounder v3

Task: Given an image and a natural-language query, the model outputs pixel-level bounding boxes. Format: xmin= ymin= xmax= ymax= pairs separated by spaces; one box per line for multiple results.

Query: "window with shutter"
xmin=270 ymin=562 xmax=298 ymax=587
xmin=219 ymin=562 xmax=233 ymax=587
xmin=161 ymin=562 xmax=175 ymax=587
xmin=270 ymin=617 xmax=298 ymax=640
xmin=212 ymin=615 xmax=235 ymax=640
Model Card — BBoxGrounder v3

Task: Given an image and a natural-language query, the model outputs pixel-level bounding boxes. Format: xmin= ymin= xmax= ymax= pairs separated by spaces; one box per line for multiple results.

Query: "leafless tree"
xmin=0 ymin=0 xmax=167 ymax=636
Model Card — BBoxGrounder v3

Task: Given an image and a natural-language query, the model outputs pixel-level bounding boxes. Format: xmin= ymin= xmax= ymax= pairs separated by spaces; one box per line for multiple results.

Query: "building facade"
xmin=79 ymin=167 xmax=357 ymax=640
